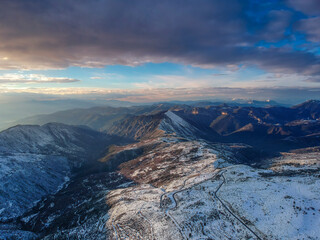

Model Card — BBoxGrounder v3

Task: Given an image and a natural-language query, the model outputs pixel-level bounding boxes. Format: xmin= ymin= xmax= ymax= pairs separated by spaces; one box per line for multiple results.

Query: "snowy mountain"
xmin=16 ymin=104 xmax=176 ymax=131
xmin=1 ymin=100 xmax=320 ymax=239
xmin=0 ymin=123 xmax=109 ymax=157
xmin=0 ymin=123 xmax=113 ymax=224
xmin=0 ymin=153 xmax=70 ymax=222
xmin=105 ymin=138 xmax=320 ymax=240
xmin=13 ymin=100 xmax=320 ymax=152
xmin=159 ymin=111 xmax=208 ymax=139
xmin=107 ymin=110 xmax=210 ymax=140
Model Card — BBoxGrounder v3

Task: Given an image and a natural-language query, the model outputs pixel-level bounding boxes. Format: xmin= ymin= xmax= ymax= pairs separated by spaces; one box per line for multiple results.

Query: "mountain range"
xmin=0 ymin=100 xmax=320 ymax=239
xmin=17 ymin=100 xmax=320 ymax=153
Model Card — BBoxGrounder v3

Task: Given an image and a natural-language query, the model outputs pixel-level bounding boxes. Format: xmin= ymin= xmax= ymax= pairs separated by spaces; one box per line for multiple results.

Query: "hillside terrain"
xmin=106 ymin=141 xmax=320 ymax=240
xmin=0 ymin=100 xmax=319 ymax=239
xmin=0 ymin=123 xmax=126 ymax=239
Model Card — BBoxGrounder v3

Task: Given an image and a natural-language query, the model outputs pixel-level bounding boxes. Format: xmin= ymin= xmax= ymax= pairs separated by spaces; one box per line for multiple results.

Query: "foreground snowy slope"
xmin=0 ymin=123 xmax=112 ymax=223
xmin=105 ymin=138 xmax=320 ymax=240
xmin=0 ymin=154 xmax=70 ymax=221
xmin=219 ymin=164 xmax=320 ymax=239
xmin=20 ymin=172 xmax=131 ymax=240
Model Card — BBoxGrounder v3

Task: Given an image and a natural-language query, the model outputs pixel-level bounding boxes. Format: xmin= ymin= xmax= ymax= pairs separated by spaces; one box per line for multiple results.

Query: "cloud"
xmin=133 ymin=75 xmax=221 ymax=88
xmin=90 ymin=73 xmax=124 ymax=80
xmin=287 ymin=0 xmax=320 ymax=15
xmin=0 ymin=86 xmax=319 ymax=104
xmin=0 ymin=73 xmax=79 ymax=84
xmin=304 ymin=77 xmax=320 ymax=82
xmin=295 ymin=17 xmax=320 ymax=42
xmin=0 ymin=0 xmax=319 ymax=79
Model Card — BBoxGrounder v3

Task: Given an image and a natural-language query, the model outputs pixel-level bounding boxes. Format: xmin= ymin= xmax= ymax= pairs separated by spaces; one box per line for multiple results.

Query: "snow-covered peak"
xmin=159 ymin=111 xmax=203 ymax=139
xmin=164 ymin=111 xmax=191 ymax=127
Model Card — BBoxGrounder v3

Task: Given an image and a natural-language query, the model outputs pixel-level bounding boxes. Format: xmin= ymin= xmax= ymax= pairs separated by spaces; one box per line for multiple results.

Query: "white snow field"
xmin=106 ymin=139 xmax=320 ymax=240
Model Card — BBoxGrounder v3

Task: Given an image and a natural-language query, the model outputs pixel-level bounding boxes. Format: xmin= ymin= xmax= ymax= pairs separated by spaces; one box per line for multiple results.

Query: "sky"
xmin=0 ymin=0 xmax=320 ymax=103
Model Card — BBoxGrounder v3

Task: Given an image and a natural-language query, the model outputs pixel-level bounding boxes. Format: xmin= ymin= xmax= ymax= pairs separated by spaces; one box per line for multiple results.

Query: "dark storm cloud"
xmin=0 ymin=0 xmax=319 ymax=77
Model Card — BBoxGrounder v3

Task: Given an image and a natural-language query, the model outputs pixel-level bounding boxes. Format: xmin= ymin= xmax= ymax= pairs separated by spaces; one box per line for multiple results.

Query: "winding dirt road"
xmin=212 ymin=172 xmax=263 ymax=240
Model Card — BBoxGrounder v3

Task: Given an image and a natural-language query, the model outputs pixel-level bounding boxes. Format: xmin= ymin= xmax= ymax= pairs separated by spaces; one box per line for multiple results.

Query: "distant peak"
xmin=293 ymin=99 xmax=320 ymax=108
xmin=306 ymin=99 xmax=320 ymax=104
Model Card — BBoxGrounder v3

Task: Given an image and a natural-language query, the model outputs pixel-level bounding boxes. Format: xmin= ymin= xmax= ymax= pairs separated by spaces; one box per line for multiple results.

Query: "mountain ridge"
xmin=0 ymin=123 xmax=121 ymax=224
